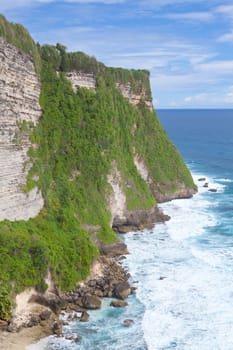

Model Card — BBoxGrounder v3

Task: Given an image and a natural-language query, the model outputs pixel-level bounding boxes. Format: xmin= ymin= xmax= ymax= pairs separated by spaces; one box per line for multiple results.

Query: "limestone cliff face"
xmin=65 ymin=71 xmax=96 ymax=92
xmin=134 ymin=154 xmax=195 ymax=203
xmin=0 ymin=37 xmax=43 ymax=221
xmin=116 ymin=81 xmax=153 ymax=111
xmin=107 ymin=162 xmax=169 ymax=233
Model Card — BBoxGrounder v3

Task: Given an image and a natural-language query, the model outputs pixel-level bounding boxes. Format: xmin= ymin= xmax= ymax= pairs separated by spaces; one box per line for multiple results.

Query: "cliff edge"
xmin=0 ymin=14 xmax=196 ymax=323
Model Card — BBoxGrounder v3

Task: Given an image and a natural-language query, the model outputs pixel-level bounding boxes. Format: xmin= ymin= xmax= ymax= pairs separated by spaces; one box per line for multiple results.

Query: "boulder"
xmin=88 ymin=280 xmax=97 ymax=288
xmin=64 ymin=333 xmax=81 ymax=343
xmin=113 ymin=281 xmax=131 ymax=300
xmin=52 ymin=320 xmax=63 ymax=336
xmin=203 ymin=183 xmax=208 ymax=188
xmin=82 ymin=295 xmax=101 ymax=309
xmin=27 ymin=315 xmax=40 ymax=327
xmin=80 ymin=310 xmax=89 ymax=322
xmin=110 ymin=300 xmax=128 ymax=307
xmin=67 ymin=303 xmax=83 ymax=312
xmin=198 ymin=177 xmax=206 ymax=181
xmin=122 ymin=319 xmax=134 ymax=327
xmin=67 ymin=313 xmax=78 ymax=322
xmin=99 ymin=242 xmax=129 ymax=257
xmin=208 ymin=188 xmax=217 ymax=192
xmin=39 ymin=309 xmax=52 ymax=321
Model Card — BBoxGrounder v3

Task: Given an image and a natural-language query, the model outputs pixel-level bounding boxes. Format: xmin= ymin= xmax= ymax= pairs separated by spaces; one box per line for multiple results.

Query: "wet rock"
xmin=113 ymin=207 xmax=169 ymax=233
xmin=113 ymin=281 xmax=131 ymax=300
xmin=203 ymin=183 xmax=208 ymax=188
xmin=110 ymin=300 xmax=128 ymax=307
xmin=208 ymin=188 xmax=217 ymax=192
xmin=159 ymin=276 xmax=166 ymax=280
xmin=122 ymin=319 xmax=134 ymax=327
xmin=131 ymin=287 xmax=137 ymax=293
xmin=80 ymin=310 xmax=89 ymax=322
xmin=198 ymin=177 xmax=206 ymax=181
xmin=82 ymin=295 xmax=101 ymax=309
xmin=64 ymin=333 xmax=81 ymax=343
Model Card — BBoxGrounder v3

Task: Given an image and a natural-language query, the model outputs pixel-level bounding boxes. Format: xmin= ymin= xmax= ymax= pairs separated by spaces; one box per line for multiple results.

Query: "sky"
xmin=1 ymin=0 xmax=233 ymax=108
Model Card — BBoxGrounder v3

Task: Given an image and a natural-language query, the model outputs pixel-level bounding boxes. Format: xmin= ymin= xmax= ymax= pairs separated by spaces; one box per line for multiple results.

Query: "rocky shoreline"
xmin=0 ymin=189 xmax=198 ymax=349
xmin=0 ymin=188 xmax=198 ymax=349
xmin=0 ymin=241 xmax=134 ymax=348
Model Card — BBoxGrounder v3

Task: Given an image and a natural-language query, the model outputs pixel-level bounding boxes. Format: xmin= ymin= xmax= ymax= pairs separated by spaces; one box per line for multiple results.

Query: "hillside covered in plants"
xmin=0 ymin=14 xmax=196 ymax=321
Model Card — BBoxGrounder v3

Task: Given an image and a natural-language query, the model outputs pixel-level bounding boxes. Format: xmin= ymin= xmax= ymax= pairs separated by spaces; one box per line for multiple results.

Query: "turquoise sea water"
xmin=29 ymin=109 xmax=233 ymax=350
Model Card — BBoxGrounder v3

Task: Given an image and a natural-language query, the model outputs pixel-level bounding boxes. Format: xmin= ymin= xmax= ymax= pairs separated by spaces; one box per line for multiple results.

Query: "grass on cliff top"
xmin=0 ymin=14 xmax=41 ymax=72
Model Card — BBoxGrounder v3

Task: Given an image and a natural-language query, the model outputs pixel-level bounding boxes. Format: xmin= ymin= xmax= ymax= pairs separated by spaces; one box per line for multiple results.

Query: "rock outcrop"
xmin=151 ymin=182 xmax=196 ymax=203
xmin=107 ymin=162 xmax=169 ymax=233
xmin=65 ymin=71 xmax=96 ymax=92
xmin=134 ymin=153 xmax=196 ymax=203
xmin=0 ymin=37 xmax=43 ymax=221
xmin=116 ymin=81 xmax=153 ymax=111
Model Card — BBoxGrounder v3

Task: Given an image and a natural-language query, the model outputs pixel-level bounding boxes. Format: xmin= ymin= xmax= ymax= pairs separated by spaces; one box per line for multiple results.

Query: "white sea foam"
xmin=217 ymin=178 xmax=233 ymax=183
xmin=124 ymin=171 xmax=233 ymax=349
xmin=157 ymin=173 xmax=218 ymax=241
xmin=28 ymin=171 xmax=232 ymax=350
xmin=192 ymin=173 xmax=225 ymax=193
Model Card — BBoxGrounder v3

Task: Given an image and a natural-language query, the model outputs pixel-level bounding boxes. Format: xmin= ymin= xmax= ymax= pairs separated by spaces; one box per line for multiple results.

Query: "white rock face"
xmin=0 ymin=37 xmax=44 ymax=221
xmin=107 ymin=162 xmax=126 ymax=225
xmin=134 ymin=154 xmax=153 ymax=185
xmin=116 ymin=81 xmax=153 ymax=111
xmin=65 ymin=71 xmax=96 ymax=92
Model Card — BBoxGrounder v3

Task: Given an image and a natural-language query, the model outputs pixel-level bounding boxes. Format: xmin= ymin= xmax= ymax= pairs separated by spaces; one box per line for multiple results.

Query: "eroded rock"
xmin=113 ymin=282 xmax=131 ymax=300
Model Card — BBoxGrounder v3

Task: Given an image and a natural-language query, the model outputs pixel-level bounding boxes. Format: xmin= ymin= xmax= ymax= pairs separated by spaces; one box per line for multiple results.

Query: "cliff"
xmin=0 ymin=15 xmax=196 ymax=322
xmin=0 ymin=37 xmax=43 ymax=221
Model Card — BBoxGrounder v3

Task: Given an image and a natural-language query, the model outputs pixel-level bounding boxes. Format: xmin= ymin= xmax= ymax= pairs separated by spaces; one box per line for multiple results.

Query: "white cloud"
xmin=217 ymin=31 xmax=233 ymax=43
xmin=197 ymin=60 xmax=233 ymax=75
xmin=215 ymin=5 xmax=233 ymax=14
xmin=0 ymin=0 xmax=126 ymax=11
xmin=164 ymin=12 xmax=214 ymax=22
xmin=140 ymin=0 xmax=205 ymax=7
xmin=182 ymin=87 xmax=233 ymax=107
xmin=225 ymin=86 xmax=233 ymax=103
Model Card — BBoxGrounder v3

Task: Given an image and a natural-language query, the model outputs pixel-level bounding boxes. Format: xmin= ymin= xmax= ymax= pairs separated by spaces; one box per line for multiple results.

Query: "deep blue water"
xmin=30 ymin=109 xmax=233 ymax=350
xmin=158 ymin=109 xmax=233 ymax=178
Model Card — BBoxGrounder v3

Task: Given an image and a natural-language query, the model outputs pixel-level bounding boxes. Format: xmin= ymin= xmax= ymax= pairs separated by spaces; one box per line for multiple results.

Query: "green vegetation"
xmin=134 ymin=102 xmax=195 ymax=193
xmin=0 ymin=14 xmax=41 ymax=72
xmin=0 ymin=16 xmax=195 ymax=320
xmin=0 ymin=286 xmax=12 ymax=321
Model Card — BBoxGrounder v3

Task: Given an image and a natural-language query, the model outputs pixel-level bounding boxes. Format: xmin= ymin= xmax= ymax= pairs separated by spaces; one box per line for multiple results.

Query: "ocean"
xmin=29 ymin=109 xmax=233 ymax=350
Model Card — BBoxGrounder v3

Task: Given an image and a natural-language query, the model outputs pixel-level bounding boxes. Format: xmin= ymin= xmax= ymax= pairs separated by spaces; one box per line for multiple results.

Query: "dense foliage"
xmin=0 ymin=17 xmax=195 ymax=320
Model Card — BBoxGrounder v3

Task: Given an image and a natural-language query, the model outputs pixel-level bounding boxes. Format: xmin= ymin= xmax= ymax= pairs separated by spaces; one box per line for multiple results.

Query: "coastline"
xmin=0 ymin=252 xmax=131 ymax=350
xmin=0 ymin=187 xmax=197 ymax=350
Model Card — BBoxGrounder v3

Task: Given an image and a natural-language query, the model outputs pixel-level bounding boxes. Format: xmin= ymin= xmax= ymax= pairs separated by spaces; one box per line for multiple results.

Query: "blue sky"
xmin=1 ymin=0 xmax=233 ymax=108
